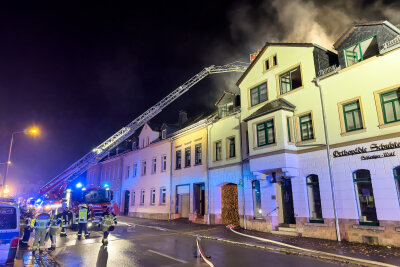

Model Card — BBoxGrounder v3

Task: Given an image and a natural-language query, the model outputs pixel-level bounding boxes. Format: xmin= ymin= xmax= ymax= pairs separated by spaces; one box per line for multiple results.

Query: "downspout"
xmin=237 ymin=110 xmax=247 ymax=229
xmin=206 ymin=122 xmax=213 ymax=225
xmin=313 ymin=77 xmax=341 ymax=242
xmin=169 ymin=137 xmax=174 ymax=220
xmin=119 ymin=157 xmax=124 ymax=215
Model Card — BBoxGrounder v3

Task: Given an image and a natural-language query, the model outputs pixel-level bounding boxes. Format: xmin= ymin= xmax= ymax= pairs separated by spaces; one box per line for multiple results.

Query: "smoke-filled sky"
xmin=0 ymin=0 xmax=399 ymax=192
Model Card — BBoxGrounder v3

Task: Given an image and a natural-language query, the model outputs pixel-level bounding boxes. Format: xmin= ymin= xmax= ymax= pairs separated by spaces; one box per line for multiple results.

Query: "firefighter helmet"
xmin=81 ymin=204 xmax=87 ymax=208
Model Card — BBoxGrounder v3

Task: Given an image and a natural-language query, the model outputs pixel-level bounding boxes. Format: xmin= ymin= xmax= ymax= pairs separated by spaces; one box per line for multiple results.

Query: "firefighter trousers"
xmin=102 ymin=228 xmax=110 ymax=245
xmin=60 ymin=222 xmax=67 ymax=236
xmin=46 ymin=228 xmax=58 ymax=248
xmin=32 ymin=228 xmax=47 ymax=251
xmin=78 ymin=223 xmax=89 ymax=237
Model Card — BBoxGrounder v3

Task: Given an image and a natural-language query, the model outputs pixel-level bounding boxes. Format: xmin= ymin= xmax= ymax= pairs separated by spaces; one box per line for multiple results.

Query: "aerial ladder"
xmin=39 ymin=61 xmax=249 ymax=198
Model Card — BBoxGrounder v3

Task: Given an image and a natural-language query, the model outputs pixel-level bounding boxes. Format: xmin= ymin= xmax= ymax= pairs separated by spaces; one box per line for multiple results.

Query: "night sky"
xmin=0 ymin=1 xmax=398 ymax=190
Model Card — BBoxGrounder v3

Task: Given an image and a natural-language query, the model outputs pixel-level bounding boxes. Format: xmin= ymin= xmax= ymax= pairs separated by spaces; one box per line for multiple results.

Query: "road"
xmin=14 ymin=217 xmax=344 ymax=267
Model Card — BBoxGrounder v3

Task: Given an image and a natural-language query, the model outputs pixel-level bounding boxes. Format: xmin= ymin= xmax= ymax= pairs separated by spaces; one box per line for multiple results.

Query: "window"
xmin=227 ymin=137 xmax=235 ymax=158
xmin=299 ymin=114 xmax=314 ymax=141
xmin=150 ymin=189 xmax=156 ymax=205
xmin=287 ymin=117 xmax=293 ymax=143
xmin=219 ymin=102 xmax=234 ymax=118
xmin=273 ymin=55 xmax=277 ymax=66
xmin=185 ymin=147 xmax=191 ymax=167
xmin=279 ymin=66 xmax=302 ymax=95
xmin=162 ymin=129 xmax=167 ymax=139
xmin=133 ymin=163 xmax=137 ymax=177
xmin=380 ymin=89 xmax=400 ymax=124
xmin=306 ymin=175 xmax=323 ymax=223
xmin=140 ymin=190 xmax=145 ymax=205
xmin=343 ymin=100 xmax=363 ymax=132
xmin=265 ymin=59 xmax=270 ymax=70
xmin=215 ymin=141 xmax=222 ymax=161
xmin=147 ymin=137 xmax=150 ymax=146
xmin=176 ymin=150 xmax=181 ymax=169
xmin=353 ymin=169 xmax=378 ymax=226
xmin=151 ymin=158 xmax=157 ymax=174
xmin=131 ymin=191 xmax=135 ymax=205
xmin=344 ymin=35 xmax=378 ymax=67
xmin=252 ymin=180 xmax=262 ymax=219
xmin=160 ymin=188 xmax=166 ymax=204
xmin=394 ymin=167 xmax=400 ymax=204
xmin=195 ymin=144 xmax=202 ymax=165
xmin=161 ymin=155 xmax=167 ymax=172
xmin=250 ymin=82 xmax=268 ymax=106
xmin=126 ymin=166 xmax=130 ymax=179
xmin=256 ymin=119 xmax=274 ymax=147
xmin=142 ymin=161 xmax=146 ymax=176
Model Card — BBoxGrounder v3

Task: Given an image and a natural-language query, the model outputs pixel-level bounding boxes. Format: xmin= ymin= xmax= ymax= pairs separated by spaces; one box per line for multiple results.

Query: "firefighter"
xmin=59 ymin=207 xmax=71 ymax=237
xmin=77 ymin=204 xmax=90 ymax=239
xmin=100 ymin=205 xmax=117 ymax=248
xmin=32 ymin=208 xmax=50 ymax=254
xmin=46 ymin=210 xmax=62 ymax=250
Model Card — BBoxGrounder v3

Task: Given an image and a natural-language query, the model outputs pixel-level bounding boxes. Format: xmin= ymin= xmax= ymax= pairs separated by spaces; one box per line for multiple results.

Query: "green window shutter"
xmin=343 ymin=100 xmax=363 ymax=132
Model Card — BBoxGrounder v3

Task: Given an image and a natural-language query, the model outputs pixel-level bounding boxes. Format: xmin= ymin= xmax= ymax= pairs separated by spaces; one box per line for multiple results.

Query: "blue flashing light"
xmin=82 ymin=187 xmax=86 ymax=191
xmin=36 ymin=198 xmax=41 ymax=203
xmin=76 ymin=183 xmax=83 ymax=188
xmin=103 ymin=183 xmax=109 ymax=188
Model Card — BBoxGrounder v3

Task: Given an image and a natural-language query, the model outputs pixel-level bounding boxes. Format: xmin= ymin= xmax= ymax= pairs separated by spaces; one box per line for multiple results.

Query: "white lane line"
xmin=147 ymin=249 xmax=188 ymax=264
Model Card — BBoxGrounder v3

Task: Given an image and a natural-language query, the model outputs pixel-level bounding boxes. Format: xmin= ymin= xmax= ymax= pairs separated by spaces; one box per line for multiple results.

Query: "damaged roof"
xmin=243 ymin=98 xmax=296 ymax=122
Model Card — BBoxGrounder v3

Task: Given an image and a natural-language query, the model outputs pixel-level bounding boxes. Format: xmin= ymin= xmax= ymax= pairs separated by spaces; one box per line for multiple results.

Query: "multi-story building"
xmin=236 ymin=20 xmax=400 ymax=246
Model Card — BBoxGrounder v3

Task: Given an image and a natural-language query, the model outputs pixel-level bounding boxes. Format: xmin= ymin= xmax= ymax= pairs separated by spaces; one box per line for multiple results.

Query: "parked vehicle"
xmin=0 ymin=200 xmax=20 ymax=266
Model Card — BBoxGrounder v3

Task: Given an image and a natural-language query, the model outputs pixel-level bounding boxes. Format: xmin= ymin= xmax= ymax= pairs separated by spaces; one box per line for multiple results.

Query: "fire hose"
xmin=196 ymin=235 xmax=214 ymax=267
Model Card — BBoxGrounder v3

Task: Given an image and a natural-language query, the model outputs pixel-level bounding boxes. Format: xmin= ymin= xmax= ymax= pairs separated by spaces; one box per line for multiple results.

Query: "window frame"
xmin=394 ymin=166 xmax=400 ymax=205
xmin=160 ymin=187 xmax=167 ymax=205
xmin=344 ymin=34 xmax=377 ymax=67
xmin=131 ymin=191 xmax=135 ymax=205
xmin=161 ymin=155 xmax=167 ymax=172
xmin=126 ymin=166 xmax=130 ymax=179
xmin=250 ymin=82 xmax=268 ymax=107
xmin=151 ymin=157 xmax=157 ymax=174
xmin=175 ymin=150 xmax=182 ymax=169
xmin=133 ymin=163 xmax=137 ymax=177
xmin=306 ymin=175 xmax=324 ymax=223
xmin=286 ymin=116 xmax=294 ymax=143
xmin=195 ymin=144 xmax=202 ymax=165
xmin=227 ymin=136 xmax=236 ymax=158
xmin=150 ymin=188 xmax=156 ymax=205
xmin=140 ymin=190 xmax=145 ymax=205
xmin=342 ymin=100 xmax=364 ymax=132
xmin=252 ymin=180 xmax=263 ymax=219
xmin=299 ymin=113 xmax=314 ymax=142
xmin=278 ymin=65 xmax=302 ymax=95
xmin=380 ymin=89 xmax=400 ymax=124
xmin=256 ymin=119 xmax=275 ymax=147
xmin=215 ymin=140 xmax=222 ymax=161
xmin=161 ymin=129 xmax=167 ymax=139
xmin=142 ymin=161 xmax=146 ymax=176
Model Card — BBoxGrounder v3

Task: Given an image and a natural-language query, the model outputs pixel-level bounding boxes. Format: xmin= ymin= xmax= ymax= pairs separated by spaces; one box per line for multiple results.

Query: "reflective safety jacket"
xmin=78 ymin=208 xmax=90 ymax=223
xmin=100 ymin=211 xmax=116 ymax=227
xmin=30 ymin=218 xmax=36 ymax=228
xmin=50 ymin=216 xmax=62 ymax=229
xmin=34 ymin=213 xmax=50 ymax=229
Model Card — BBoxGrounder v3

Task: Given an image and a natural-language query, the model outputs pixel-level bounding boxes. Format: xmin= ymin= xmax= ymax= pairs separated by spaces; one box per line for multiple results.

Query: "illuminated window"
xmin=185 ymin=147 xmax=191 ymax=167
xmin=195 ymin=144 xmax=202 ymax=165
xmin=252 ymin=180 xmax=262 ymax=219
xmin=227 ymin=137 xmax=236 ymax=158
xmin=131 ymin=191 xmax=135 ymax=205
xmin=380 ymin=88 xmax=400 ymax=124
xmin=250 ymin=82 xmax=268 ymax=106
xmin=299 ymin=114 xmax=314 ymax=141
xmin=140 ymin=190 xmax=145 ymax=205
xmin=215 ymin=141 xmax=222 ymax=161
xmin=150 ymin=189 xmax=156 ymax=205
xmin=151 ymin=158 xmax=157 ymax=174
xmin=161 ymin=155 xmax=167 ymax=172
xmin=394 ymin=167 xmax=400 ymax=204
xmin=344 ymin=35 xmax=378 ymax=67
xmin=160 ymin=187 xmax=166 ymax=204
xmin=353 ymin=169 xmax=378 ymax=226
xmin=279 ymin=66 xmax=302 ymax=95
xmin=343 ymin=100 xmax=363 ymax=132
xmin=256 ymin=119 xmax=274 ymax=147
xmin=175 ymin=150 xmax=181 ymax=169
xmin=306 ymin=175 xmax=323 ymax=223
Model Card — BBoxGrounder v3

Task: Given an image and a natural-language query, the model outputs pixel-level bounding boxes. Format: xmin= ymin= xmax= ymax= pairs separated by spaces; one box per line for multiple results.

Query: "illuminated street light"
xmin=2 ymin=126 xmax=41 ymax=196
xmin=76 ymin=182 xmax=83 ymax=188
xmin=3 ymin=186 xmax=10 ymax=195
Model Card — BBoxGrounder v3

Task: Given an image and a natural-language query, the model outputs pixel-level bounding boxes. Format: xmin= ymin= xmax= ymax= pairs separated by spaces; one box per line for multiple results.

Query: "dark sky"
xmin=0 ymin=0 xmax=397 ymax=189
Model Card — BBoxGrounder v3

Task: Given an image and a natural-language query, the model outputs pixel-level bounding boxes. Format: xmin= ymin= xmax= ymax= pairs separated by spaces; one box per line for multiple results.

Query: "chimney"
xmin=178 ymin=110 xmax=188 ymax=126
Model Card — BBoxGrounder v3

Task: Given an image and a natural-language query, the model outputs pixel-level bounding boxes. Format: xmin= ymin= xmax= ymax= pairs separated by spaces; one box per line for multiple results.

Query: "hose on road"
xmin=196 ymin=235 xmax=214 ymax=267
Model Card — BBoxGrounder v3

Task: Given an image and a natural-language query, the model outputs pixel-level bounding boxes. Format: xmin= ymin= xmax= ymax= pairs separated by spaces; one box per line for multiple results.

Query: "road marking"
xmin=147 ymin=249 xmax=187 ymax=264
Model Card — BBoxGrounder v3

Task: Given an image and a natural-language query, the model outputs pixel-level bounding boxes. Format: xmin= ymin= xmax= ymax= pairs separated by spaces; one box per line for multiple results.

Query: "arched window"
xmin=353 ymin=169 xmax=378 ymax=226
xmin=252 ymin=180 xmax=262 ymax=219
xmin=393 ymin=166 xmax=400 ymax=202
xmin=306 ymin=175 xmax=323 ymax=223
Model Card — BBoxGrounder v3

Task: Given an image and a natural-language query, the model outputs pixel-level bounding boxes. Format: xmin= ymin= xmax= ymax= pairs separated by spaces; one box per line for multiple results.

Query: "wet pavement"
xmin=13 ymin=217 xmax=400 ymax=266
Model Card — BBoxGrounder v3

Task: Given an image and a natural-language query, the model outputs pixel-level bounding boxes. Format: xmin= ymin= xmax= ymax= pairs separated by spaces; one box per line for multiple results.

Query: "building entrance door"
xmin=124 ymin=190 xmax=130 ymax=216
xmin=176 ymin=185 xmax=190 ymax=218
xmin=193 ymin=183 xmax=205 ymax=217
xmin=221 ymin=183 xmax=240 ymax=226
xmin=281 ymin=178 xmax=295 ymax=224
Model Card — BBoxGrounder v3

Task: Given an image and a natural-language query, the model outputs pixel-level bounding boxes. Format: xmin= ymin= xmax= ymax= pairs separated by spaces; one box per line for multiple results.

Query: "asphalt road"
xmin=34 ymin=220 xmax=343 ymax=267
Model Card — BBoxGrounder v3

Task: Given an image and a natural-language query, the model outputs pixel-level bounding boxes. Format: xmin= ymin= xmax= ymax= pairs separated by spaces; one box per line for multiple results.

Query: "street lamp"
xmin=2 ymin=127 xmax=40 ymax=196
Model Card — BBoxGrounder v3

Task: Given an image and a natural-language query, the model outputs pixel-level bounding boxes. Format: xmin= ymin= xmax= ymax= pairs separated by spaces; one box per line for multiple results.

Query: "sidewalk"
xmin=119 ymin=216 xmax=400 ymax=266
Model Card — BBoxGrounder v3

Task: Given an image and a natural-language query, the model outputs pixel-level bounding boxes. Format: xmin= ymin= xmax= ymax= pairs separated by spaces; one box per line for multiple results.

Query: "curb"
xmin=129 ymin=222 xmax=398 ymax=267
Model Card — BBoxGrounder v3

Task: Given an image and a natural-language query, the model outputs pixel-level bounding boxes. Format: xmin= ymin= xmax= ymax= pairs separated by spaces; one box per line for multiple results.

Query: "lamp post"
xmin=3 ymin=127 xmax=39 ymax=196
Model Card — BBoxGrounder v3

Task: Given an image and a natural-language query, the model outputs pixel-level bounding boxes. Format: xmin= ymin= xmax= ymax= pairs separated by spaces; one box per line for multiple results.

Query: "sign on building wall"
xmin=332 ymin=141 xmax=400 ymax=160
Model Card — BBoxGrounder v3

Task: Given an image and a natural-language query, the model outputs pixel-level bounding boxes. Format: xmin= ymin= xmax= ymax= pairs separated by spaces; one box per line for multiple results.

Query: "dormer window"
xmin=344 ymin=35 xmax=378 ymax=67
xmin=219 ymin=102 xmax=234 ymax=118
xmin=162 ymin=129 xmax=167 ymax=139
